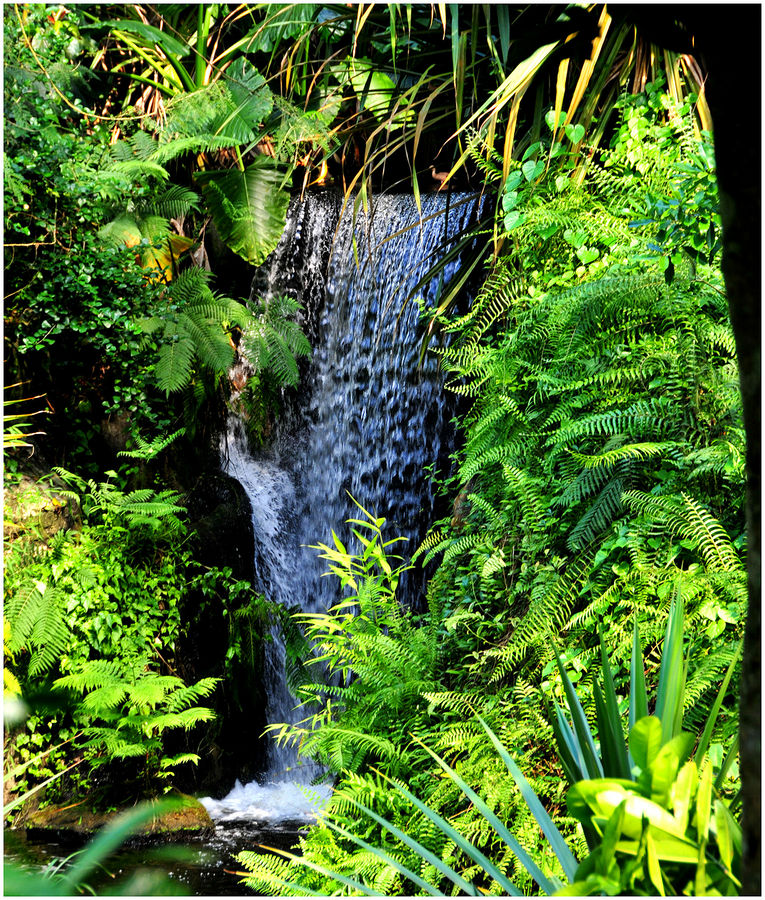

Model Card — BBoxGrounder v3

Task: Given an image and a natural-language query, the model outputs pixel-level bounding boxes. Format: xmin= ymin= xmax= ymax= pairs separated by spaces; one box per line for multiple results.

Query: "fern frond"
xmin=155 ymin=332 xmax=196 ymax=394
xmin=6 ymin=581 xmax=70 ymax=676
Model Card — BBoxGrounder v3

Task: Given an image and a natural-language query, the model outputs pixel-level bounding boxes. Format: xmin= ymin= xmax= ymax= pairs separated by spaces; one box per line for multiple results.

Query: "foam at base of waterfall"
xmin=199 ymin=779 xmax=332 ymax=825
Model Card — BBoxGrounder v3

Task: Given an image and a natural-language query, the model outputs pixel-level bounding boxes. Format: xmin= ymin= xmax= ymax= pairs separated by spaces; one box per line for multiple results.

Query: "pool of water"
xmin=5 ymin=820 xmax=307 ymax=895
xmin=5 ymin=780 xmax=334 ymax=896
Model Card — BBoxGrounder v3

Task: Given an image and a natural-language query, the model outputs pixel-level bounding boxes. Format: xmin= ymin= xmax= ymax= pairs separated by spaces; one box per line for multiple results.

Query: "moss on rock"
xmin=22 ymin=792 xmax=213 ymax=838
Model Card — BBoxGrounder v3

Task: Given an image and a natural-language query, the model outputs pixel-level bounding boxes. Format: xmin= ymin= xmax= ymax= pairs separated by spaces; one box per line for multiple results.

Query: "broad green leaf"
xmin=695 ymin=760 xmax=713 ymax=841
xmin=504 ymin=210 xmax=524 ymax=231
xmin=645 ymin=830 xmax=665 ymax=896
xmin=566 ymin=778 xmax=634 ymax=824
xmin=670 ymin=760 xmax=697 ymax=831
xmin=630 ymin=716 xmax=663 ymax=770
xmin=576 ymin=247 xmax=599 ymax=265
xmin=646 ymin=732 xmax=695 ymax=805
xmin=503 ymin=171 xmax=523 ymax=192
xmin=714 ymin=799 xmax=733 ymax=873
xmin=214 ymin=59 xmax=273 ymax=144
xmin=194 ymin=160 xmax=290 ymax=265
xmin=712 ymin=798 xmax=742 ymax=865
xmin=345 ymin=58 xmax=413 ymax=128
xmin=570 ymin=780 xmax=694 ymax=845
xmin=614 ymin=835 xmax=699 ymax=864
xmin=502 ymin=190 xmax=519 ymax=212
xmin=521 ymin=158 xmax=544 ymax=182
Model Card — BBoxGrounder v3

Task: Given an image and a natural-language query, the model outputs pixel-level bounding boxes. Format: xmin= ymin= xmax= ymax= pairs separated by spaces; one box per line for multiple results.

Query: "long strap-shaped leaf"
xmin=655 ymin=596 xmax=686 ymax=745
xmin=260 ymin=844 xmax=383 ymax=896
xmin=553 ymin=650 xmax=603 ymax=779
xmin=58 ymin=802 xmax=165 ymax=893
xmin=411 ymin=736 xmax=558 ymax=893
xmin=477 ymin=716 xmax=578 ymax=883
xmin=629 ymin=617 xmax=649 ymax=734
xmin=595 ymin=629 xmax=631 ymax=779
xmin=343 ymin=790 xmax=483 ymax=896
xmin=695 ymin=641 xmax=742 ymax=767
xmin=321 ymin=816 xmax=445 ymax=896
xmin=547 ymin=698 xmax=582 ymax=784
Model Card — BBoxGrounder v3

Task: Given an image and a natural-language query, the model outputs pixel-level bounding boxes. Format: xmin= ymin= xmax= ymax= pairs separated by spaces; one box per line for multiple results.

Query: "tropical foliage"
xmin=237 ymin=43 xmax=743 ymax=900
xmin=3 ymin=3 xmax=745 ymax=898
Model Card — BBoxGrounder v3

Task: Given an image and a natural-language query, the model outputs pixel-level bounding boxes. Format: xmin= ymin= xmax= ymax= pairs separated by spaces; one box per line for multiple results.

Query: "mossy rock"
xmin=3 ymin=472 xmax=78 ymax=542
xmin=22 ymin=792 xmax=213 ymax=839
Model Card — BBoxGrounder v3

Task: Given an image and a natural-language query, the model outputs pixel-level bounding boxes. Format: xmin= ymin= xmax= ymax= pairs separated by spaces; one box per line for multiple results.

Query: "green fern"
xmin=5 ymin=580 xmax=70 ymax=677
xmin=55 ymin=658 xmax=218 ymax=773
xmin=52 ymin=468 xmax=185 ymax=531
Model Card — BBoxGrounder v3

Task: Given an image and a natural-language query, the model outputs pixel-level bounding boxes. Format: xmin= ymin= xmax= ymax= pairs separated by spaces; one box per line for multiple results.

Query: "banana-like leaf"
xmin=670 ymin=760 xmax=697 ymax=832
xmin=214 ymin=58 xmax=273 ymax=144
xmin=568 ymin=780 xmax=698 ymax=848
xmin=194 ymin=159 xmax=290 ymax=265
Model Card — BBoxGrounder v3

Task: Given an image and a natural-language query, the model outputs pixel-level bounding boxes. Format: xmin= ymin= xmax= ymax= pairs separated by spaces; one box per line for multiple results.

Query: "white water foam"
xmin=199 ymin=779 xmax=332 ymax=825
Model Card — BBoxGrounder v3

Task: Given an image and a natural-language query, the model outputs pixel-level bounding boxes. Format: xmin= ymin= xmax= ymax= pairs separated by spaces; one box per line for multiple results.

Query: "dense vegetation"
xmin=4 ymin=4 xmax=747 ymax=897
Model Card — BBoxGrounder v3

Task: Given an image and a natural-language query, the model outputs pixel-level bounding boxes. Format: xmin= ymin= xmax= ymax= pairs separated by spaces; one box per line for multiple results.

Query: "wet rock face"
xmin=186 ymin=470 xmax=256 ymax=583
xmin=171 ymin=468 xmax=270 ymax=797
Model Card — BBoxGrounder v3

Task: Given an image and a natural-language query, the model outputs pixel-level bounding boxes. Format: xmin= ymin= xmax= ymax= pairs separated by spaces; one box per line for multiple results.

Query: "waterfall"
xmin=200 ymin=191 xmax=481 ymax=825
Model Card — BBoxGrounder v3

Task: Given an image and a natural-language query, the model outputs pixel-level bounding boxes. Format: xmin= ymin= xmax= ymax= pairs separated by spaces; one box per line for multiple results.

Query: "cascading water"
xmin=200 ymin=191 xmax=481 ymax=825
